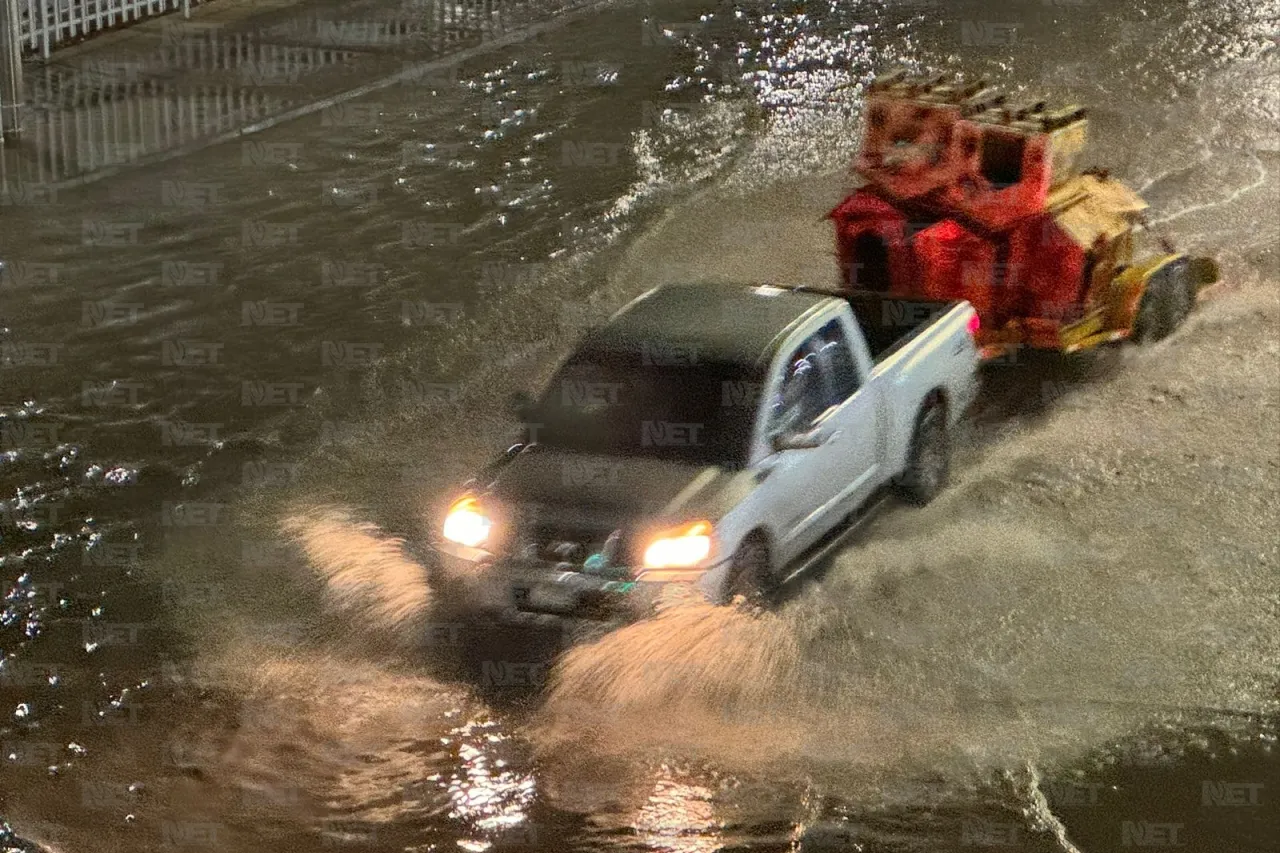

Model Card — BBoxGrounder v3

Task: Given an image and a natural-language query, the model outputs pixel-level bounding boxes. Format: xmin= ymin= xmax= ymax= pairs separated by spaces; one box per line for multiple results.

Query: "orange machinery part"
xmin=910 ymin=219 xmax=997 ymax=321
xmin=940 ymin=121 xmax=1056 ymax=233
xmin=832 ymin=191 xmax=1091 ymax=337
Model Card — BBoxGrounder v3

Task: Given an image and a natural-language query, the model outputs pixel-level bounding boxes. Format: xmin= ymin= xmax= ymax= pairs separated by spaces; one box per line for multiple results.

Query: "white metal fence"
xmin=0 ymin=80 xmax=285 ymax=190
xmin=2 ymin=28 xmax=370 ymax=187
xmin=1 ymin=0 xmax=565 ymax=188
xmin=18 ymin=0 xmax=200 ymax=59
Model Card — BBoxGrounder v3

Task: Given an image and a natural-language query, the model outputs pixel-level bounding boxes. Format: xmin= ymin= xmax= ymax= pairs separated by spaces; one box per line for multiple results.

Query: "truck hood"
xmin=484 ymin=445 xmax=745 ymax=526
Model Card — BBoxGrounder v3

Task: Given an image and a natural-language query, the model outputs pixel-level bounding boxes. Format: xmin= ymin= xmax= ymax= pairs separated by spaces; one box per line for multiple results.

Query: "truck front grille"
xmin=514 ymin=521 xmax=629 ymax=571
xmin=531 ymin=525 xmax=607 ymax=563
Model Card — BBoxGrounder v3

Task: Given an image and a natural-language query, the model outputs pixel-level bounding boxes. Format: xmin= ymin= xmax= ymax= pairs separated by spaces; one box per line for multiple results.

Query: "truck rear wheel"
xmin=1132 ymin=260 xmax=1194 ymax=344
xmin=895 ymin=400 xmax=949 ymax=506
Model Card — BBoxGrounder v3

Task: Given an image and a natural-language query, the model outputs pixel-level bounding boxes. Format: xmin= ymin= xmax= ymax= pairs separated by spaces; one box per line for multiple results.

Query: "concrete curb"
xmin=42 ymin=0 xmax=617 ymax=192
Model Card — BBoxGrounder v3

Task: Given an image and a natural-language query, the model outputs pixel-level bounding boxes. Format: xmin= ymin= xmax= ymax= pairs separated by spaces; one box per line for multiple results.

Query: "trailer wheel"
xmin=1132 ymin=260 xmax=1194 ymax=344
xmin=895 ymin=399 xmax=950 ymax=506
xmin=726 ymin=533 xmax=776 ymax=609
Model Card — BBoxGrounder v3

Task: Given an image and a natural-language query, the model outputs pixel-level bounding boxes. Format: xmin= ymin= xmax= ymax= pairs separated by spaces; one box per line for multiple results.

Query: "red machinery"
xmin=830 ymin=68 xmax=1219 ymax=357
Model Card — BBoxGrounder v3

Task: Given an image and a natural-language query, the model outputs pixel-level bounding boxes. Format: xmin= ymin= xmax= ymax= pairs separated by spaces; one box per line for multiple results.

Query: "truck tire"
xmin=1132 ymin=260 xmax=1194 ymax=344
xmin=726 ymin=533 xmax=776 ymax=608
xmin=895 ymin=399 xmax=949 ymax=506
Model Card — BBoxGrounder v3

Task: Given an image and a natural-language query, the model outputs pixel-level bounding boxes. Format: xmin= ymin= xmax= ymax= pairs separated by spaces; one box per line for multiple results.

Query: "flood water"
xmin=2 ymin=0 xmax=1278 ymax=851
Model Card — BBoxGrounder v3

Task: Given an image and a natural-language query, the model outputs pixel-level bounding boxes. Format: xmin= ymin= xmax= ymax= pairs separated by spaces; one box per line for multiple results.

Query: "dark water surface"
xmin=2 ymin=0 xmax=1278 ymax=851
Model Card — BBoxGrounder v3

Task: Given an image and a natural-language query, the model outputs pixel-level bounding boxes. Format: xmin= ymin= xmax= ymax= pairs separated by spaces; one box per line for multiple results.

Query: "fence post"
xmin=0 ymin=0 xmax=24 ymax=143
xmin=183 ymin=0 xmax=191 ymax=20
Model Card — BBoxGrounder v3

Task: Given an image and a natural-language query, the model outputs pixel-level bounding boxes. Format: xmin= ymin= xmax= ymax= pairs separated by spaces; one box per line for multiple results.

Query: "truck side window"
xmin=814 ymin=319 xmax=860 ymax=405
xmin=771 ymin=342 xmax=828 ymax=437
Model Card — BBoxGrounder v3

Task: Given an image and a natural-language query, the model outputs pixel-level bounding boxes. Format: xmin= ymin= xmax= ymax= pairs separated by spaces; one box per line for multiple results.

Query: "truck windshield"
xmin=530 ymin=351 xmax=761 ymax=467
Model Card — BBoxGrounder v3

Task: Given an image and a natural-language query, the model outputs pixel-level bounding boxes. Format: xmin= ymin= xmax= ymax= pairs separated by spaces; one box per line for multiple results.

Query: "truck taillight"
xmin=967 ymin=313 xmax=981 ymax=336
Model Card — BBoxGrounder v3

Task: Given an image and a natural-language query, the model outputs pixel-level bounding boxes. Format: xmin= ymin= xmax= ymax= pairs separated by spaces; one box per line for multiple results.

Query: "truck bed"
xmin=842 ymin=290 xmax=963 ymax=363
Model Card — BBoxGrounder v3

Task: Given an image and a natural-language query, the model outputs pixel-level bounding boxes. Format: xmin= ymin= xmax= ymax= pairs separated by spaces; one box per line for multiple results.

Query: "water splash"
xmin=278 ymin=503 xmax=433 ymax=642
xmin=548 ymin=596 xmax=800 ymax=713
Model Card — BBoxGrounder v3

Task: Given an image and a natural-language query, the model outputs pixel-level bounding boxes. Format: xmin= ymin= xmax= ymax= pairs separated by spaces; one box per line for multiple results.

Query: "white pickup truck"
xmin=434 ymin=281 xmax=980 ymax=618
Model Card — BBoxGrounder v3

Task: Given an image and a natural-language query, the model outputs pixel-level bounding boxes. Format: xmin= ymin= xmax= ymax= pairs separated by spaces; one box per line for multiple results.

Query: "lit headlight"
xmin=642 ymin=521 xmax=713 ymax=569
xmin=442 ymin=497 xmax=492 ymax=548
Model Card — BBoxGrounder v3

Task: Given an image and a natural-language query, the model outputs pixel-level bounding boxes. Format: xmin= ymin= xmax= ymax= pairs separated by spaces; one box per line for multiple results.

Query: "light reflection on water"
xmin=632 ymin=772 xmax=722 ymax=853
xmin=447 ymin=720 xmax=538 ymax=849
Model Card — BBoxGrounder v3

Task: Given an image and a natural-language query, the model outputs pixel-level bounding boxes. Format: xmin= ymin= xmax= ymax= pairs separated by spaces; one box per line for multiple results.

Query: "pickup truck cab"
xmin=434 ymin=281 xmax=980 ymax=619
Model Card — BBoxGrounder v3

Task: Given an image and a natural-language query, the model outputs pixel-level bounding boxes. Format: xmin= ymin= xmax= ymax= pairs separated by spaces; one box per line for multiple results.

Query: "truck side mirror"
xmin=508 ymin=391 xmax=534 ymax=420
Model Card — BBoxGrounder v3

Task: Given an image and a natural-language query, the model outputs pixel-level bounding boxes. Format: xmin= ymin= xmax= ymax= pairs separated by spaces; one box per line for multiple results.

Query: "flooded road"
xmin=2 ymin=0 xmax=1278 ymax=851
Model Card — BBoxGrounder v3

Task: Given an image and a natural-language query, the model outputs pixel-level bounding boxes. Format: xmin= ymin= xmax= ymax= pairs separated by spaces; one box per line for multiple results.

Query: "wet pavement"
xmin=1 ymin=0 xmax=1279 ymax=851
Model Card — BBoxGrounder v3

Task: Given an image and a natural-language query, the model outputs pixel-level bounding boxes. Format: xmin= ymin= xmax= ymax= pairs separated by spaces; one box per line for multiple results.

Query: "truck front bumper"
xmin=433 ymin=541 xmax=724 ymax=621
